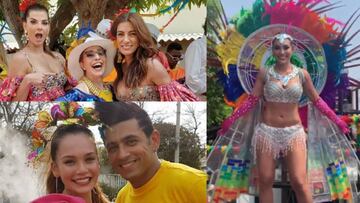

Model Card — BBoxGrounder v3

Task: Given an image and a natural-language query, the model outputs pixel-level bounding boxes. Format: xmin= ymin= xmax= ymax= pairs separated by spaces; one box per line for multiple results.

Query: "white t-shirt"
xmin=184 ymin=36 xmax=206 ymax=95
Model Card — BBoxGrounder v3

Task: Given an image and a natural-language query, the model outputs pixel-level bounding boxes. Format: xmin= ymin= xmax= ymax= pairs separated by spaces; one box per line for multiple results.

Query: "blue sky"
xmin=220 ymin=0 xmax=360 ymax=81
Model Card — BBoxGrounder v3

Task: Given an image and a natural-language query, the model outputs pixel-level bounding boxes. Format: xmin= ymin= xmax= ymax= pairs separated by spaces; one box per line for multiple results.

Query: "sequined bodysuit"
xmin=263 ymin=66 xmax=304 ymax=103
xmin=252 ymin=66 xmax=307 ymax=159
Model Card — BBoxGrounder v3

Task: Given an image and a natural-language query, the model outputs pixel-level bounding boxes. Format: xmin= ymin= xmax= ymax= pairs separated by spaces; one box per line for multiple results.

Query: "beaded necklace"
xmin=269 ymin=65 xmax=299 ymax=87
xmin=80 ymin=77 xmax=113 ymax=102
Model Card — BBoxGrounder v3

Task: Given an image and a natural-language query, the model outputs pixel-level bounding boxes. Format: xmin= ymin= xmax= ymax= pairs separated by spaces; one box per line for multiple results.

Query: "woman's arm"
xmin=219 ymin=68 xmax=265 ymax=134
xmin=302 ymin=69 xmax=349 ymax=133
xmin=302 ymin=69 xmax=320 ymax=102
xmin=7 ymin=52 xmax=32 ymax=101
xmin=147 ymin=58 xmax=172 ymax=85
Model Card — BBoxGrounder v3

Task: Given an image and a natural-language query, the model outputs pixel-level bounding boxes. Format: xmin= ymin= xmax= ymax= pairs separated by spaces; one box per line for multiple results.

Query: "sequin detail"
xmin=117 ymin=85 xmax=160 ymax=101
xmin=264 ymin=66 xmax=303 ymax=103
xmin=30 ymin=72 xmax=67 ymax=101
xmin=252 ymin=123 xmax=306 ymax=160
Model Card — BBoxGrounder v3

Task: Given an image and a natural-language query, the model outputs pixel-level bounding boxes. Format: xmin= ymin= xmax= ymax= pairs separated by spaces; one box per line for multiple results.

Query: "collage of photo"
xmin=1 ymin=0 xmax=360 ymax=203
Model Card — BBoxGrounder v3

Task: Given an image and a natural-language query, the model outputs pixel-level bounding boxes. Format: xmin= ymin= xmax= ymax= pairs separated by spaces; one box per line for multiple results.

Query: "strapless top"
xmin=30 ymin=71 xmax=67 ymax=100
xmin=263 ymin=66 xmax=304 ymax=104
xmin=116 ymin=85 xmax=160 ymax=101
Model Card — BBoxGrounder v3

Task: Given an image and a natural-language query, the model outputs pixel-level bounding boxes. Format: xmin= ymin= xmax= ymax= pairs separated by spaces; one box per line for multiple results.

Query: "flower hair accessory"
xmin=27 ymin=102 xmax=100 ymax=165
xmin=19 ymin=0 xmax=37 ymax=17
xmin=272 ymin=33 xmax=294 ymax=45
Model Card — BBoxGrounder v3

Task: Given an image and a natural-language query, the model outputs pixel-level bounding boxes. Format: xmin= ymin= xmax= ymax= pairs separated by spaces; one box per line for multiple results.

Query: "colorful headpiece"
xmin=27 ymin=102 xmax=100 ymax=165
xmin=19 ymin=0 xmax=37 ymax=18
xmin=272 ymin=33 xmax=294 ymax=45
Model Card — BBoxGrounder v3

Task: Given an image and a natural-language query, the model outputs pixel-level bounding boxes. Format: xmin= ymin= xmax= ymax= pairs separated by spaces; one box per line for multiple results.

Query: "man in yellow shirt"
xmin=95 ymin=102 xmax=206 ymax=203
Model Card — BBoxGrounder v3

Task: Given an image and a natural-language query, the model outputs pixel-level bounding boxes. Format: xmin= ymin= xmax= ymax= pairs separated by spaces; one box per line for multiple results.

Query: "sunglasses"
xmin=166 ymin=52 xmax=184 ymax=61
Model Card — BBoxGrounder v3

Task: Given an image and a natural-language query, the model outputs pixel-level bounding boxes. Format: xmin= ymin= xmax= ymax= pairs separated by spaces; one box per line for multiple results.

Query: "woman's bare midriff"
xmin=261 ymin=101 xmax=302 ymax=127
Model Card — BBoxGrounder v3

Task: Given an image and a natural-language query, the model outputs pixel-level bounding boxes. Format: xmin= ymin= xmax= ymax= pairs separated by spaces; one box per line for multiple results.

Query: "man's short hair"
xmin=167 ymin=42 xmax=182 ymax=52
xmin=95 ymin=102 xmax=154 ymax=141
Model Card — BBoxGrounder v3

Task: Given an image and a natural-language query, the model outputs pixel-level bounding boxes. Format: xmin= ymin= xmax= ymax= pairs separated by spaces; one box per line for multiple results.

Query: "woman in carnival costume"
xmin=110 ymin=9 xmax=198 ymax=101
xmin=0 ymin=1 xmax=71 ymax=101
xmin=29 ymin=103 xmax=109 ymax=203
xmin=207 ymin=1 xmax=360 ymax=202
xmin=208 ymin=32 xmax=359 ymax=203
xmin=57 ymin=32 xmax=116 ymax=102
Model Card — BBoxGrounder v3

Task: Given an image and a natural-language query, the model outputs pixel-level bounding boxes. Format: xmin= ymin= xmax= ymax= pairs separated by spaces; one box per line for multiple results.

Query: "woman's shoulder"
xmin=146 ymin=57 xmax=171 ymax=85
xmin=8 ymin=51 xmax=30 ymax=76
xmin=51 ymin=51 xmax=66 ymax=67
xmin=146 ymin=57 xmax=167 ymax=74
xmin=257 ymin=67 xmax=268 ymax=79
xmin=75 ymin=82 xmax=90 ymax=94
xmin=11 ymin=50 xmax=28 ymax=63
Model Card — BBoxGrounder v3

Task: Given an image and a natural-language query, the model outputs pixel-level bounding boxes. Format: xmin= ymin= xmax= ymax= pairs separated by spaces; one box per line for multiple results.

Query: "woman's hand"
xmin=23 ymin=72 xmax=56 ymax=87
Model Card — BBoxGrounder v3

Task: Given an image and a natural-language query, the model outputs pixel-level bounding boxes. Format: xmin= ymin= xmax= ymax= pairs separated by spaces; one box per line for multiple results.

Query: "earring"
xmin=55 ymin=177 xmax=59 ymax=193
xmin=45 ymin=37 xmax=50 ymax=46
xmin=21 ymin=30 xmax=28 ymax=45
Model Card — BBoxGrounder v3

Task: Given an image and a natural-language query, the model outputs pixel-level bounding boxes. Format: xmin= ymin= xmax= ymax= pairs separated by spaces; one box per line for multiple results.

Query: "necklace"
xmin=80 ymin=77 xmax=113 ymax=102
xmin=269 ymin=66 xmax=298 ymax=87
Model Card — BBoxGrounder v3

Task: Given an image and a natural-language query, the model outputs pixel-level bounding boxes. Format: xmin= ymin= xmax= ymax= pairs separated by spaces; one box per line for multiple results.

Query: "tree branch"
xmin=49 ymin=0 xmax=76 ymax=49
xmin=0 ymin=0 xmax=23 ymax=46
xmin=70 ymin=0 xmax=109 ymax=29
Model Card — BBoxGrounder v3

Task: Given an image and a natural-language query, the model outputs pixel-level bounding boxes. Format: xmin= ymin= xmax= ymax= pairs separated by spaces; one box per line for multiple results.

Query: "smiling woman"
xmin=110 ymin=10 xmax=199 ymax=101
xmin=31 ymin=124 xmax=109 ymax=203
xmin=56 ymin=34 xmax=116 ymax=102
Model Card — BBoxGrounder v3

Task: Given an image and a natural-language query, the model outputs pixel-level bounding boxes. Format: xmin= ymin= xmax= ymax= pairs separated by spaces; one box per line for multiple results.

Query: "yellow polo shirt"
xmin=115 ymin=160 xmax=206 ymax=203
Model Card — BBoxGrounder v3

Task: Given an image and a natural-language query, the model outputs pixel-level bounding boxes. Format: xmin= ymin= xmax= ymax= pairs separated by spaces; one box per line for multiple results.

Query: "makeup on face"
xmin=24 ymin=10 xmax=49 ymax=45
xmin=273 ymin=44 xmax=291 ymax=54
xmin=116 ymin=22 xmax=140 ymax=57
xmin=83 ymin=48 xmax=106 ymax=59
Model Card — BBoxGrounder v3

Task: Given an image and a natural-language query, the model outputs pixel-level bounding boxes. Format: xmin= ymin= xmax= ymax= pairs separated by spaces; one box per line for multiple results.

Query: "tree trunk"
xmin=0 ymin=0 xmax=23 ymax=46
xmin=70 ymin=0 xmax=109 ymax=29
xmin=49 ymin=0 xmax=76 ymax=49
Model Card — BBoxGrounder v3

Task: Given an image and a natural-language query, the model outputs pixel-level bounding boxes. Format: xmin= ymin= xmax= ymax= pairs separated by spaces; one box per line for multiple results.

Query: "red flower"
xmin=19 ymin=0 xmax=36 ymax=13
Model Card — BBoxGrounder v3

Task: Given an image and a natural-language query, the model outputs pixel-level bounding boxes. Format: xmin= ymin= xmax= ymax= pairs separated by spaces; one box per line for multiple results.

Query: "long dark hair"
xmin=110 ymin=12 xmax=158 ymax=88
xmin=22 ymin=3 xmax=55 ymax=58
xmin=45 ymin=124 xmax=109 ymax=203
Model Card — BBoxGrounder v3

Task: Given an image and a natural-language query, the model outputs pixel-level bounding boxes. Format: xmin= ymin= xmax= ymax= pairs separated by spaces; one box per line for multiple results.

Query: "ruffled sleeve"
xmin=0 ymin=77 xmax=23 ymax=101
xmin=157 ymin=81 xmax=199 ymax=101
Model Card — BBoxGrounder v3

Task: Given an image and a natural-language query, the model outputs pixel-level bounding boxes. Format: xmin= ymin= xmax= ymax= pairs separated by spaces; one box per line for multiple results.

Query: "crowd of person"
xmin=0 ymin=3 xmax=206 ymax=102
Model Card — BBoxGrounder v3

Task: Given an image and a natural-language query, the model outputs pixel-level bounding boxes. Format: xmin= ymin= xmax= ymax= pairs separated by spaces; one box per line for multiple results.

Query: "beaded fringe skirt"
xmin=252 ymin=122 xmax=306 ymax=161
